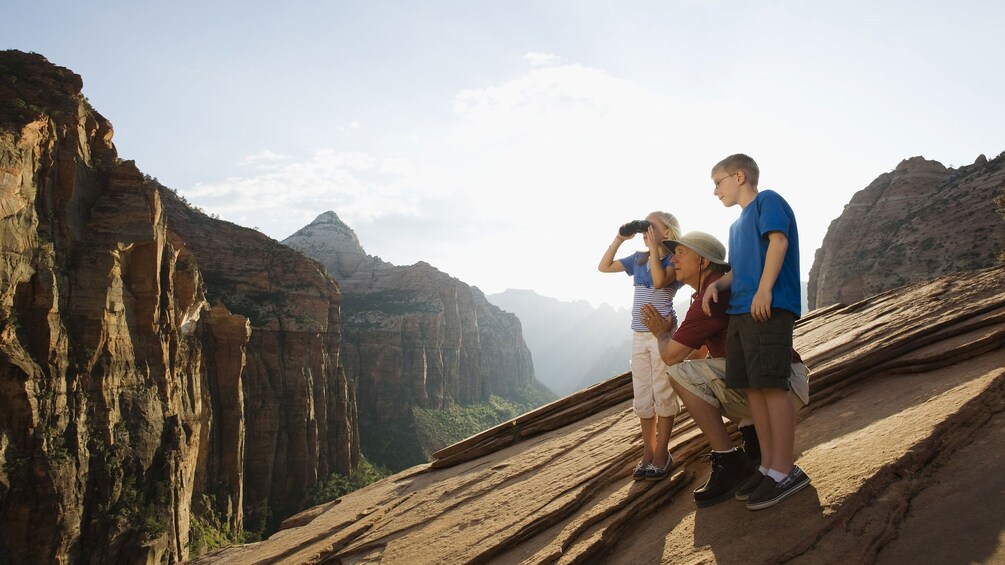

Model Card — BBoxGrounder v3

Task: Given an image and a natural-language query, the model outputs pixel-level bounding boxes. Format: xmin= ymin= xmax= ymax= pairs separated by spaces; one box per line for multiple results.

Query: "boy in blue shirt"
xmin=702 ymin=154 xmax=810 ymax=510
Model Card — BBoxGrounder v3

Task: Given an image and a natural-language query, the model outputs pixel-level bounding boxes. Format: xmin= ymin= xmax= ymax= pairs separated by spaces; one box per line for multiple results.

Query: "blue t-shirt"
xmin=727 ymin=190 xmax=801 ymax=318
xmin=619 ymin=252 xmax=683 ymax=331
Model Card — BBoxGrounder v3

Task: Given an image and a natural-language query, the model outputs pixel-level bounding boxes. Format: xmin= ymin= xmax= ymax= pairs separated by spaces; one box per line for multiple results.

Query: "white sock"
xmin=713 ymin=447 xmax=737 ymax=454
xmin=767 ymin=469 xmax=787 ymax=482
xmin=758 ymin=466 xmax=768 ymax=475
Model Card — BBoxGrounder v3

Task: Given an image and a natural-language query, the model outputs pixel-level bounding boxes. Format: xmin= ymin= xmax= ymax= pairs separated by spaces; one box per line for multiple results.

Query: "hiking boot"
xmin=734 ymin=471 xmax=768 ymax=501
xmin=746 ymin=465 xmax=811 ymax=510
xmin=739 ymin=425 xmax=761 ymax=465
xmin=693 ymin=448 xmax=756 ymax=508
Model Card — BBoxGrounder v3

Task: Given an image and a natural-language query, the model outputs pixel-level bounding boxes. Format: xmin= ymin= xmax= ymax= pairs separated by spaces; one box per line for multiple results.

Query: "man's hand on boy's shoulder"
xmin=701 ymin=286 xmax=719 ymax=316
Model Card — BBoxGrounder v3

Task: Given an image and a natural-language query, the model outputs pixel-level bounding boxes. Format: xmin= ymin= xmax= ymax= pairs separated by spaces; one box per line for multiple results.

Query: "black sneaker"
xmin=632 ymin=462 xmax=648 ymax=481
xmin=646 ymin=453 xmax=673 ymax=481
xmin=739 ymin=425 xmax=760 ymax=465
xmin=746 ymin=465 xmax=811 ymax=510
xmin=693 ymin=449 xmax=755 ymax=508
xmin=734 ymin=471 xmax=768 ymax=501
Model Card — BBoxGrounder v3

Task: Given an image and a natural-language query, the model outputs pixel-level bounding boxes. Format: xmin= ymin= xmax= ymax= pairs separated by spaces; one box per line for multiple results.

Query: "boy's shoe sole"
xmin=746 ymin=465 xmax=811 ymax=510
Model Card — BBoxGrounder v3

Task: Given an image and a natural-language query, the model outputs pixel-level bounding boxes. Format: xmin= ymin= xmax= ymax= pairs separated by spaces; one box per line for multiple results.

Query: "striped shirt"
xmin=619 ymin=252 xmax=683 ymax=332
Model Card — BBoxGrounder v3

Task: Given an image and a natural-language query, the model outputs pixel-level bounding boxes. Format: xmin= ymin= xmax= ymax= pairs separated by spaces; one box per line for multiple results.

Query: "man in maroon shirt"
xmin=640 ymin=232 xmax=809 ymax=507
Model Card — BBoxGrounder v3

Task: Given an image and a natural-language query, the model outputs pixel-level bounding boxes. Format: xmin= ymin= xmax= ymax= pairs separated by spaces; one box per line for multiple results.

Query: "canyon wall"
xmin=808 ymin=153 xmax=1005 ymax=309
xmin=284 ymin=212 xmax=547 ymax=470
xmin=0 ymin=50 xmax=358 ymax=563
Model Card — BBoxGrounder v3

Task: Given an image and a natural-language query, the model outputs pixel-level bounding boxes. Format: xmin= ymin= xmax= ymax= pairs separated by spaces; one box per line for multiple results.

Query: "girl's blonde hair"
xmin=651 ymin=211 xmax=681 ymax=241
xmin=637 ymin=211 xmax=681 ymax=264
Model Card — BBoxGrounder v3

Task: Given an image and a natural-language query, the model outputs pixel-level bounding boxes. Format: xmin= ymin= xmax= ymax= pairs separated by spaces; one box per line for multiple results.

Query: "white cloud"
xmin=337 ymin=121 xmax=362 ymax=133
xmin=522 ymin=51 xmax=562 ymax=67
xmin=379 ymin=157 xmax=417 ymax=176
xmin=182 ymin=149 xmax=432 ymax=236
xmin=179 ymin=61 xmax=850 ymax=310
xmin=180 ymin=62 xmax=729 ymax=309
xmin=241 ymin=149 xmax=289 ymax=169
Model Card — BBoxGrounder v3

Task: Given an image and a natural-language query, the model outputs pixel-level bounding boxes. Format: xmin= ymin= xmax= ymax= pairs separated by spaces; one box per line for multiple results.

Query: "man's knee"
xmin=669 ymin=373 xmax=684 ymax=395
xmin=668 ymin=360 xmax=731 ymax=415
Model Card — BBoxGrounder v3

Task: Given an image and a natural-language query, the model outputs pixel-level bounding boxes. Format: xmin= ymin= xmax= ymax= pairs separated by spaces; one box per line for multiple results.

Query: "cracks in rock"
xmin=435 ymin=409 xmax=637 ymax=504
xmin=777 ymin=368 xmax=1005 ymax=564
xmin=462 ymin=446 xmax=654 ymax=564
xmin=319 ymin=410 xmax=651 ymax=564
xmin=806 ymin=299 xmax=1005 ymax=411
xmin=257 ymin=518 xmax=376 ymax=565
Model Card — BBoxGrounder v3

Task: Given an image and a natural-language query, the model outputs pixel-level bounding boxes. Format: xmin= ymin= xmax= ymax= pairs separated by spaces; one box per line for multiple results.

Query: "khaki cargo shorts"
xmin=667 ymin=358 xmax=809 ymax=424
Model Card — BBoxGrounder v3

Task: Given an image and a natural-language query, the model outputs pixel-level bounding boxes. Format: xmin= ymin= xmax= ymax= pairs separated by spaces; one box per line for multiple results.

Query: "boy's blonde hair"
xmin=712 ymin=154 xmax=760 ymax=187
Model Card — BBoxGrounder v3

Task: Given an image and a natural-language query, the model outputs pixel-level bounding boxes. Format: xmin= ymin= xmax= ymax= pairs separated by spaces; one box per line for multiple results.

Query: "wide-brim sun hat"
xmin=662 ymin=231 xmax=731 ymax=272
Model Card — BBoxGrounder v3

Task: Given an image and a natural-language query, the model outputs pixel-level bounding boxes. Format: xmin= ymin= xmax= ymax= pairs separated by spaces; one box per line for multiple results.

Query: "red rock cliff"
xmin=284 ymin=212 xmax=547 ymax=470
xmin=0 ymin=50 xmax=359 ymax=563
xmin=808 ymin=153 xmax=1005 ymax=309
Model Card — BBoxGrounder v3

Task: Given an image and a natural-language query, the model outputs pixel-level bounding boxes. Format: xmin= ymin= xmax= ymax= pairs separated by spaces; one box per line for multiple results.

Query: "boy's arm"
xmin=701 ymin=271 xmax=732 ymax=316
xmin=751 ymin=231 xmax=788 ymax=322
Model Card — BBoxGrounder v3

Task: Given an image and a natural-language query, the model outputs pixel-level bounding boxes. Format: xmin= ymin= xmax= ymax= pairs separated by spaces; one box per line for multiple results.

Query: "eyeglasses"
xmin=713 ymin=172 xmax=737 ymax=188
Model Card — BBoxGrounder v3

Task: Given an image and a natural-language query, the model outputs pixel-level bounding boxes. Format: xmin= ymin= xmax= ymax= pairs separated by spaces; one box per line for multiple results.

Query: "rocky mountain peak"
xmin=283 ymin=210 xmax=389 ymax=279
xmin=893 ymin=155 xmax=946 ymax=174
xmin=308 ymin=210 xmax=354 ymax=234
xmin=284 ymin=214 xmax=548 ymax=471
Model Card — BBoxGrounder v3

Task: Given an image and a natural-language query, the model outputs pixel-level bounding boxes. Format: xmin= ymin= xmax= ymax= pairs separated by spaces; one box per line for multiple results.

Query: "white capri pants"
xmin=631 ymin=331 xmax=681 ymax=418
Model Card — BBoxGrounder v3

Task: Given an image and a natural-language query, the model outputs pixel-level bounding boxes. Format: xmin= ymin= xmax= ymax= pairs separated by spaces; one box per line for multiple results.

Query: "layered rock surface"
xmin=808 ymin=153 xmax=1005 ymax=309
xmin=0 ymin=50 xmax=359 ymax=563
xmin=197 ymin=265 xmax=1005 ymax=564
xmin=284 ymin=213 xmax=549 ymax=471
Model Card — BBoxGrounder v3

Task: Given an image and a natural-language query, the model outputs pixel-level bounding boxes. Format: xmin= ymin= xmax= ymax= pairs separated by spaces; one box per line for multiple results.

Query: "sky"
xmin=7 ymin=0 xmax=1005 ymax=311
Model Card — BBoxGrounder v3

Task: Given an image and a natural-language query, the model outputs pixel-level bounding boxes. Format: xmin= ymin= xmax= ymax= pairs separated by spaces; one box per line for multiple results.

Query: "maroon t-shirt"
xmin=673 ymin=272 xmax=804 ymax=363
xmin=672 ymin=273 xmax=730 ymax=358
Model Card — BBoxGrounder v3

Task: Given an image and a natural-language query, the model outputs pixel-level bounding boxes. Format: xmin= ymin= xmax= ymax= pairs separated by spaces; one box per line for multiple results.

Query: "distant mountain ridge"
xmin=487 ymin=289 xmax=704 ymax=394
xmin=491 ymin=283 xmax=810 ymax=395
xmin=284 ymin=212 xmax=553 ymax=471
xmin=487 ymin=290 xmax=632 ymax=395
